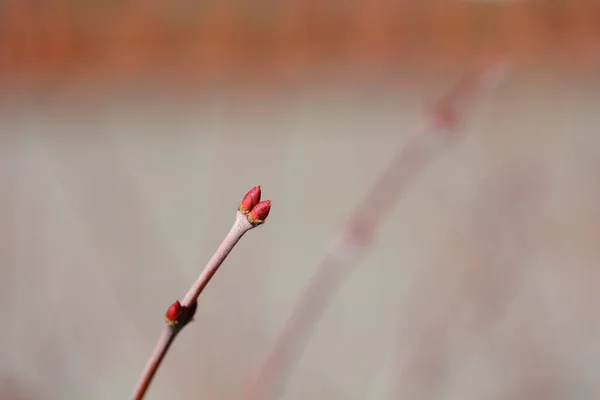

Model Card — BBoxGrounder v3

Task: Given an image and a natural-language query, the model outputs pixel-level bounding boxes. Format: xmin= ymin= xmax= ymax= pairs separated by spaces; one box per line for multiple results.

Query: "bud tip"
xmin=239 ymin=186 xmax=262 ymax=214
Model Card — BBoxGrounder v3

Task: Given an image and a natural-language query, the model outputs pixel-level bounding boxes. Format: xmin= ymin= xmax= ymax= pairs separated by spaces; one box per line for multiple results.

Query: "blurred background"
xmin=1 ymin=0 xmax=600 ymax=399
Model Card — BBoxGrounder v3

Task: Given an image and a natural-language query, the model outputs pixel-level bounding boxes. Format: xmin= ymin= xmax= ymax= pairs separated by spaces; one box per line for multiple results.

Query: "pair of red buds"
xmin=238 ymin=186 xmax=271 ymax=226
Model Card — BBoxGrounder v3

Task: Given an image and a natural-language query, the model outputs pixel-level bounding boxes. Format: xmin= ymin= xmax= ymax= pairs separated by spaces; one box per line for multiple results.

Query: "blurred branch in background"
xmin=241 ymin=54 xmax=510 ymax=400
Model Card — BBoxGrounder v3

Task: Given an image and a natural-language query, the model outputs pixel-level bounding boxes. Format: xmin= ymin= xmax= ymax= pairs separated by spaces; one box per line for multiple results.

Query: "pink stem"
xmin=181 ymin=212 xmax=253 ymax=307
xmin=131 ymin=328 xmax=176 ymax=400
xmin=130 ymin=211 xmax=255 ymax=400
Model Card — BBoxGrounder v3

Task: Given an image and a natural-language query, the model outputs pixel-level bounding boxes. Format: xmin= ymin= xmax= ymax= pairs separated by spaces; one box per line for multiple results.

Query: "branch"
xmin=241 ymin=54 xmax=512 ymax=400
xmin=130 ymin=186 xmax=271 ymax=400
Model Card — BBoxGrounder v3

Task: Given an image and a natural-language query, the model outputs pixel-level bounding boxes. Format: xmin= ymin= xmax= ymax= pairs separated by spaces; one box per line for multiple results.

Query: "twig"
xmin=130 ymin=187 xmax=271 ymax=400
xmin=241 ymin=54 xmax=512 ymax=400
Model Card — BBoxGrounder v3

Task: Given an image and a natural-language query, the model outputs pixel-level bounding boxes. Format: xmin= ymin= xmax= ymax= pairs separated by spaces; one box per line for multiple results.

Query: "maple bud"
xmin=239 ymin=186 xmax=261 ymax=214
xmin=247 ymin=200 xmax=271 ymax=226
xmin=164 ymin=301 xmax=183 ymax=327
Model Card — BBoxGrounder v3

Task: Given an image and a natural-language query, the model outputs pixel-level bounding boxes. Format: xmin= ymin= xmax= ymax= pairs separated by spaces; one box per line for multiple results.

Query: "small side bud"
xmin=247 ymin=200 xmax=271 ymax=226
xmin=239 ymin=186 xmax=261 ymax=214
xmin=164 ymin=301 xmax=183 ymax=327
xmin=164 ymin=300 xmax=197 ymax=328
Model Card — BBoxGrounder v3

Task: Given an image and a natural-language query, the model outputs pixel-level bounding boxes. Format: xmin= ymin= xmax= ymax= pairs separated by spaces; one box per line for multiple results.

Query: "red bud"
xmin=247 ymin=200 xmax=271 ymax=226
xmin=164 ymin=301 xmax=183 ymax=326
xmin=239 ymin=186 xmax=261 ymax=214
